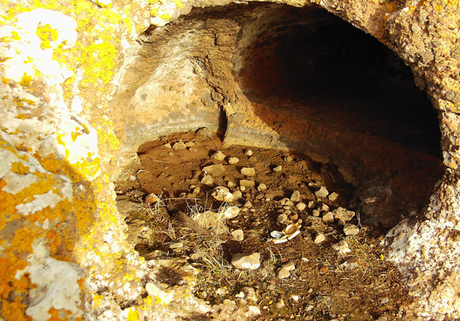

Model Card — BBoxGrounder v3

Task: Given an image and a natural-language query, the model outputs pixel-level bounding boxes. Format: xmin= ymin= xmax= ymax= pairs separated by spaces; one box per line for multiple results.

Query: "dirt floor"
xmin=115 ymin=130 xmax=413 ymax=320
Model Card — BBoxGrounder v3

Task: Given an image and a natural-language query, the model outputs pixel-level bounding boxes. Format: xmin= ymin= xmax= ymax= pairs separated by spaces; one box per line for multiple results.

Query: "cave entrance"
xmin=115 ymin=3 xmax=444 ymax=318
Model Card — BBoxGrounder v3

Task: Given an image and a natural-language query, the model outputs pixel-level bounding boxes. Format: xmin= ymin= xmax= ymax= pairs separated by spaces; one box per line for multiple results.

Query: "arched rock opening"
xmin=114 ymin=3 xmax=443 ymax=229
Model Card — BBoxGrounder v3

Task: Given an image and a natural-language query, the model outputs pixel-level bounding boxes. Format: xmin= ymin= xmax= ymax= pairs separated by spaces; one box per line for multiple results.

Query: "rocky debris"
xmin=291 ymin=190 xmax=301 ymax=203
xmin=232 ymin=229 xmax=244 ymax=241
xmin=343 ymin=223 xmax=359 ymax=236
xmin=277 ymin=261 xmax=296 ymax=279
xmin=314 ymin=233 xmax=326 ymax=244
xmin=308 ymin=201 xmax=316 ymax=208
xmin=296 ymin=202 xmax=306 ymax=211
xmin=333 ymin=207 xmax=355 ymax=224
xmin=273 ymin=165 xmax=283 ymax=172
xmin=240 ymin=167 xmax=256 ymax=176
xmin=224 ymin=206 xmax=240 ymax=219
xmin=257 ymin=183 xmax=267 ymax=191
xmin=202 ymin=164 xmax=225 ymax=176
xmin=332 ymin=240 xmax=352 ymax=255
xmin=240 ymin=179 xmax=255 ymax=188
xmin=315 ymin=186 xmax=329 ymax=198
xmin=231 ymin=253 xmax=260 ymax=270
xmin=228 ymin=157 xmax=239 ymax=164
xmin=328 ymin=192 xmax=339 ymax=201
xmin=212 ymin=186 xmax=234 ymax=202
xmin=201 ymin=175 xmax=214 ymax=186
xmin=322 ymin=212 xmax=335 ymax=223
xmin=172 ymin=141 xmax=187 ymax=151
xmin=244 ymin=201 xmax=253 ymax=208
xmin=213 ymin=150 xmax=226 ymax=161
xmin=245 ymin=149 xmax=253 ymax=156
xmin=280 ymin=198 xmax=294 ymax=207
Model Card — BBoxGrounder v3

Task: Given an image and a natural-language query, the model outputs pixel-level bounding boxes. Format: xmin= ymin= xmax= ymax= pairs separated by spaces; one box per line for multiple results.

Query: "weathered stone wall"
xmin=1 ymin=0 xmax=460 ymax=320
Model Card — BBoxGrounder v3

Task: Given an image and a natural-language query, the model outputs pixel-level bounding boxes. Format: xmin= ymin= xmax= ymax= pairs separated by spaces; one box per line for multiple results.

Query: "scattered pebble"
xmin=273 ymin=165 xmax=283 ymax=172
xmin=244 ymin=201 xmax=253 ymax=208
xmin=315 ymin=186 xmax=329 ymax=198
xmin=277 ymin=261 xmax=296 ymax=279
xmin=231 ymin=253 xmax=260 ymax=270
xmin=172 ymin=141 xmax=187 ymax=151
xmin=245 ymin=149 xmax=253 ymax=156
xmin=319 ymin=203 xmax=330 ymax=212
xmin=189 ymin=147 xmax=198 ymax=153
xmin=257 ymin=183 xmax=267 ymax=191
xmin=314 ymin=233 xmax=326 ymax=244
xmin=308 ymin=201 xmax=316 ymax=209
xmin=241 ymin=167 xmax=256 ymax=176
xmin=213 ymin=150 xmax=226 ymax=161
xmin=343 ymin=223 xmax=359 ymax=236
xmin=333 ymin=207 xmax=355 ymax=224
xmin=280 ymin=198 xmax=294 ymax=207
xmin=284 ymin=156 xmax=293 ymax=162
xmin=277 ymin=214 xmax=288 ymax=224
xmin=224 ymin=206 xmax=240 ymax=219
xmin=232 ymin=190 xmax=243 ymax=200
xmin=227 ymin=181 xmax=235 ymax=187
xmin=201 ymin=175 xmax=214 ymax=186
xmin=312 ymin=209 xmax=320 ymax=217
xmin=145 ymin=193 xmax=161 ymax=204
xmin=231 ymin=229 xmax=244 ymax=241
xmin=240 ymin=179 xmax=255 ymax=188
xmin=290 ymin=190 xmax=301 ymax=203
xmin=212 ymin=186 xmax=234 ymax=202
xmin=228 ymin=157 xmax=239 ymax=164
xmin=332 ymin=240 xmax=352 ymax=255
xmin=163 ymin=143 xmax=172 ymax=148
xmin=296 ymin=202 xmax=306 ymax=211
xmin=328 ymin=192 xmax=339 ymax=201
xmin=202 ymin=164 xmax=226 ymax=176
xmin=322 ymin=211 xmax=335 ymax=223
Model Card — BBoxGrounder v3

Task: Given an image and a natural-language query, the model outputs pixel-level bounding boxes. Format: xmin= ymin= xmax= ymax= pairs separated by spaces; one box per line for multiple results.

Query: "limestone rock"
xmin=322 ymin=212 xmax=335 ymax=223
xmin=245 ymin=150 xmax=253 ymax=156
xmin=213 ymin=150 xmax=226 ymax=161
xmin=328 ymin=192 xmax=339 ymax=201
xmin=240 ymin=179 xmax=255 ymax=188
xmin=241 ymin=167 xmax=256 ymax=176
xmin=314 ymin=233 xmax=326 ymax=244
xmin=257 ymin=183 xmax=267 ymax=191
xmin=231 ymin=229 xmax=244 ymax=241
xmin=202 ymin=164 xmax=225 ymax=176
xmin=201 ymin=175 xmax=214 ymax=186
xmin=290 ymin=190 xmax=301 ymax=203
xmin=231 ymin=253 xmax=260 ymax=270
xmin=232 ymin=190 xmax=243 ymax=200
xmin=296 ymin=202 xmax=306 ymax=211
xmin=277 ymin=261 xmax=296 ymax=279
xmin=224 ymin=206 xmax=240 ymax=219
xmin=343 ymin=223 xmax=359 ymax=236
xmin=228 ymin=157 xmax=239 ymax=164
xmin=315 ymin=186 xmax=329 ymax=198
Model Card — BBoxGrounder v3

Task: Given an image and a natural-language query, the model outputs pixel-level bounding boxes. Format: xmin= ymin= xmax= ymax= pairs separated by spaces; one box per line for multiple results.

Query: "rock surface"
xmin=231 ymin=253 xmax=261 ymax=270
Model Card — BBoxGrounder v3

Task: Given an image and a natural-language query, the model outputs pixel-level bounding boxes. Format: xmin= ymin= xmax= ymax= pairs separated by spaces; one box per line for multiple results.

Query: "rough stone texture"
xmin=2 ymin=0 xmax=460 ymax=320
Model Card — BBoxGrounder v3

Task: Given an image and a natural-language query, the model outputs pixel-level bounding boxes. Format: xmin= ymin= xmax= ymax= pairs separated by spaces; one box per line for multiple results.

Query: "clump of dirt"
xmin=115 ymin=129 xmax=412 ymax=320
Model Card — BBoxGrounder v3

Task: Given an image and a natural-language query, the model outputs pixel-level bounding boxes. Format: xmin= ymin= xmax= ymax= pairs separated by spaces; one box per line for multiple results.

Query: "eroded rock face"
xmin=1 ymin=0 xmax=460 ymax=320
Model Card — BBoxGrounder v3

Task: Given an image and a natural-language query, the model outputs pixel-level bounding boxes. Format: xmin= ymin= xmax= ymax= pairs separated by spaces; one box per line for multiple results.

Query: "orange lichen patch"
xmin=10 ymin=161 xmax=30 ymax=174
xmin=2 ymin=77 xmax=8 ymax=84
xmin=0 ymin=255 xmax=29 ymax=298
xmin=36 ymin=23 xmax=58 ymax=50
xmin=47 ymin=307 xmax=73 ymax=321
xmin=12 ymin=225 xmax=41 ymax=254
xmin=19 ymin=73 xmax=33 ymax=88
xmin=1 ymin=296 xmax=31 ymax=321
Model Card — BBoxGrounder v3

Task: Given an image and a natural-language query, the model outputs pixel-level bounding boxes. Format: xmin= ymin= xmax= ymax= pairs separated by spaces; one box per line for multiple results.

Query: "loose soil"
xmin=116 ymin=130 xmax=412 ymax=321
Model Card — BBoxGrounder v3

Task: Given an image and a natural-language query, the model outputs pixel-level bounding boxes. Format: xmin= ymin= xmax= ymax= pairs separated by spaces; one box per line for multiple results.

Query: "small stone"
xmin=343 ymin=223 xmax=359 ymax=236
xmin=245 ymin=150 xmax=253 ymax=156
xmin=172 ymin=141 xmax=187 ymax=151
xmin=163 ymin=143 xmax=172 ymax=149
xmin=328 ymin=192 xmax=339 ymax=201
xmin=257 ymin=183 xmax=267 ymax=191
xmin=231 ymin=229 xmax=244 ymax=241
xmin=277 ymin=261 xmax=296 ymax=279
xmin=315 ymin=186 xmax=329 ymax=198
xmin=145 ymin=193 xmax=161 ymax=204
xmin=228 ymin=157 xmax=239 ymax=165
xmin=201 ymin=175 xmax=214 ymax=186
xmin=332 ymin=240 xmax=351 ymax=255
xmin=275 ymin=299 xmax=285 ymax=309
xmin=227 ymin=181 xmax=235 ymax=187
xmin=231 ymin=253 xmax=260 ymax=270
xmin=296 ymin=202 xmax=307 ymax=211
xmin=202 ymin=164 xmax=226 ymax=176
xmin=212 ymin=186 xmax=234 ymax=202
xmin=189 ymin=147 xmax=198 ymax=153
xmin=333 ymin=207 xmax=355 ymax=223
xmin=277 ymin=214 xmax=288 ymax=224
xmin=308 ymin=201 xmax=316 ymax=209
xmin=314 ymin=233 xmax=326 ymax=244
xmin=244 ymin=201 xmax=253 ymax=208
xmin=239 ymin=186 xmax=246 ymax=192
xmin=224 ymin=206 xmax=240 ymax=219
xmin=185 ymin=141 xmax=195 ymax=147
xmin=232 ymin=190 xmax=243 ymax=200
xmin=280 ymin=198 xmax=294 ymax=207
xmin=213 ymin=150 xmax=226 ymax=161
xmin=240 ymin=179 xmax=255 ymax=188
xmin=290 ymin=190 xmax=301 ymax=203
xmin=290 ymin=213 xmax=299 ymax=221
xmin=273 ymin=165 xmax=283 ymax=172
xmin=312 ymin=209 xmax=320 ymax=217
xmin=241 ymin=167 xmax=256 ymax=176
xmin=241 ymin=287 xmax=258 ymax=303
xmin=319 ymin=203 xmax=330 ymax=212
xmin=284 ymin=156 xmax=293 ymax=162
xmin=322 ymin=212 xmax=335 ymax=223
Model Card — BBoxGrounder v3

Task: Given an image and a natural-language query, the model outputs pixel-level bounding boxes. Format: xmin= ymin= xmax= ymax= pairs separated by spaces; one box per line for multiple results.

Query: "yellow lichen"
xmin=36 ymin=23 xmax=58 ymax=49
xmin=19 ymin=73 xmax=33 ymax=88
xmin=127 ymin=308 xmax=140 ymax=321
